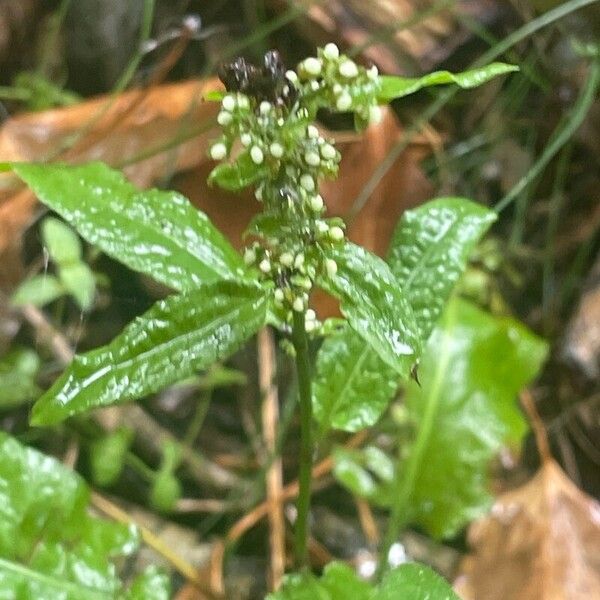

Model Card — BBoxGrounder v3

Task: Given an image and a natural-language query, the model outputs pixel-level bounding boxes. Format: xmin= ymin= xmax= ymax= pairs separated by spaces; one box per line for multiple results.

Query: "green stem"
xmin=291 ymin=310 xmax=313 ymax=569
xmin=378 ymin=300 xmax=458 ymax=577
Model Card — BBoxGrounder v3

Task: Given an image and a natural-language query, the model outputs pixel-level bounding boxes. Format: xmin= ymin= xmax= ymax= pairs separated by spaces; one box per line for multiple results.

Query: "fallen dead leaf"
xmin=455 ymin=393 xmax=600 ymax=600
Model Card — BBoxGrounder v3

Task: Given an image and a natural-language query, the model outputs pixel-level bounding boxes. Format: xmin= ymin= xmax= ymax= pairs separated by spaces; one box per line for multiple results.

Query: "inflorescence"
xmin=209 ymin=44 xmax=382 ymax=333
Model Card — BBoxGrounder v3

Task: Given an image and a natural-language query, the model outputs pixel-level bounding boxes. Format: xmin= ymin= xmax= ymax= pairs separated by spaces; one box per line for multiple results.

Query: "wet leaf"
xmin=378 ymin=63 xmax=518 ymax=102
xmin=403 ymin=298 xmax=548 ymax=539
xmin=11 ymin=274 xmax=64 ymax=307
xmin=0 ymin=348 xmax=40 ymax=407
xmin=10 ymin=162 xmax=247 ymax=292
xmin=456 ymin=459 xmax=600 ymax=600
xmin=31 ymin=281 xmax=268 ymax=425
xmin=318 ymin=241 xmax=421 ymax=375
xmin=314 ymin=326 xmax=398 ymax=433
xmin=388 ymin=198 xmax=497 ymax=339
xmin=268 ymin=561 xmax=457 ymax=599
xmin=0 ymin=432 xmax=170 ymax=599
xmin=314 ymin=199 xmax=495 ymax=433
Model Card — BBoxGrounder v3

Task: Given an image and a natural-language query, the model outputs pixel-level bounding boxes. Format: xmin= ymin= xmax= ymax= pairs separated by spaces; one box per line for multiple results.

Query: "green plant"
xmin=4 ymin=45 xmax=520 ymax=593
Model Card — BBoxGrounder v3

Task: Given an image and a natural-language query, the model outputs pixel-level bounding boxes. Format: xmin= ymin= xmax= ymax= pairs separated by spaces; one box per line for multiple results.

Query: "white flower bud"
xmin=277 ymin=117 xmax=285 ymax=126
xmin=217 ymin=110 xmax=233 ymax=126
xmin=294 ymin=254 xmax=305 ymax=269
xmin=305 ymin=319 xmax=317 ymax=333
xmin=325 ymin=258 xmax=338 ymax=277
xmin=237 ymin=94 xmax=250 ymax=109
xmin=316 ymin=221 xmax=329 ymax=234
xmin=310 ymin=80 xmax=320 ymax=91
xmin=329 ymin=226 xmax=344 ymax=241
xmin=336 ymin=92 xmax=352 ymax=111
xmin=285 ymin=70 xmax=298 ymax=83
xmin=339 ymin=59 xmax=358 ymax=78
xmin=305 ymin=309 xmax=317 ymax=321
xmin=274 ymin=288 xmax=285 ymax=302
xmin=243 ymin=247 xmax=256 ymax=265
xmin=333 ymin=83 xmax=342 ymax=95
xmin=259 ymin=258 xmax=271 ymax=273
xmin=250 ymin=146 xmax=264 ymax=165
xmin=367 ymin=65 xmax=379 ymax=80
xmin=259 ymin=101 xmax=271 ymax=115
xmin=255 ymin=186 xmax=263 ymax=201
xmin=279 ymin=252 xmax=294 ymax=267
xmin=240 ymin=133 xmax=252 ymax=147
xmin=323 ymin=43 xmax=340 ymax=60
xmin=303 ymin=57 xmax=322 ymax=77
xmin=300 ymin=174 xmax=315 ymax=192
xmin=307 ymin=125 xmax=319 ymax=139
xmin=209 ymin=142 xmax=227 ymax=160
xmin=293 ymin=297 xmax=305 ymax=312
xmin=369 ymin=105 xmax=383 ymax=124
xmin=269 ymin=142 xmax=284 ymax=158
xmin=320 ymin=143 xmax=336 ymax=160
xmin=222 ymin=95 xmax=236 ymax=111
xmin=304 ymin=151 xmax=320 ymax=167
xmin=309 ymin=195 xmax=324 ymax=211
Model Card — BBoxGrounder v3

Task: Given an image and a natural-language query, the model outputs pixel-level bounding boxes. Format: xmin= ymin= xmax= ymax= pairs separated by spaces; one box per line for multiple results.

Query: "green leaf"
xmin=267 ymin=562 xmax=370 ymax=600
xmin=0 ymin=433 xmax=170 ymax=599
xmin=90 ymin=427 xmax=134 ymax=487
xmin=11 ymin=162 xmax=246 ymax=292
xmin=378 ymin=63 xmax=518 ymax=102
xmin=125 ymin=566 xmax=170 ymax=600
xmin=208 ymin=151 xmax=267 ymax=192
xmin=268 ymin=561 xmax=457 ymax=600
xmin=11 ymin=274 xmax=64 ymax=307
xmin=31 ymin=281 xmax=268 ymax=425
xmin=376 ymin=563 xmax=460 ymax=600
xmin=60 ymin=263 xmax=96 ymax=310
xmin=389 ymin=197 xmax=496 ymax=340
xmin=318 ymin=242 xmax=421 ymax=376
xmin=41 ymin=217 xmax=82 ymax=264
xmin=313 ymin=326 xmax=398 ymax=433
xmin=313 ymin=198 xmax=495 ymax=433
xmin=402 ymin=298 xmax=548 ymax=538
xmin=0 ymin=348 xmax=41 ymax=408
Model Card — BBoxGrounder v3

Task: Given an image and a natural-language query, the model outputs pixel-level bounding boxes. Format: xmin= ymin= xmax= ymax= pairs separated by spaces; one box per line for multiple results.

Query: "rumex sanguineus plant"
xmin=4 ymin=44 xmax=518 ymax=594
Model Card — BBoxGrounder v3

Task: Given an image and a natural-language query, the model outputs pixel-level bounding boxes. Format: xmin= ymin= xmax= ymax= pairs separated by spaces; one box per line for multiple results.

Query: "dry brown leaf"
xmin=0 ymin=79 xmax=221 ymax=287
xmin=455 ymin=417 xmax=600 ymax=600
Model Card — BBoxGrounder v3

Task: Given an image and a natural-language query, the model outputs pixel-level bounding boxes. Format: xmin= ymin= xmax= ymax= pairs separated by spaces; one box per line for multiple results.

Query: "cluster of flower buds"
xmin=208 ymin=44 xmax=382 ymax=333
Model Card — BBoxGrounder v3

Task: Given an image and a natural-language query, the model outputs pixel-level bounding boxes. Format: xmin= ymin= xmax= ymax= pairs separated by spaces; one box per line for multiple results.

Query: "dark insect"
xmin=218 ymin=50 xmax=297 ymax=106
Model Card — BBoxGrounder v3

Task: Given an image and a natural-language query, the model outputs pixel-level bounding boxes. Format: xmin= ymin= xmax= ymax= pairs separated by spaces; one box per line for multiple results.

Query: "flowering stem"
xmin=291 ymin=309 xmax=313 ymax=568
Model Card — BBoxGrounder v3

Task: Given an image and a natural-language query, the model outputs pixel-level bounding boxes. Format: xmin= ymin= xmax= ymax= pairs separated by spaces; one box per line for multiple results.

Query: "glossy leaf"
xmin=403 ymin=298 xmax=548 ymax=538
xmin=313 ymin=327 xmax=398 ymax=433
xmin=0 ymin=348 xmax=41 ymax=407
xmin=268 ymin=561 xmax=457 ymax=600
xmin=41 ymin=217 xmax=82 ymax=265
xmin=11 ymin=274 xmax=64 ymax=307
xmin=11 ymin=162 xmax=246 ymax=292
xmin=389 ymin=197 xmax=496 ymax=339
xmin=31 ymin=281 xmax=268 ymax=425
xmin=378 ymin=63 xmax=518 ymax=102
xmin=208 ymin=151 xmax=267 ymax=192
xmin=377 ymin=563 xmax=460 ymax=600
xmin=314 ymin=199 xmax=494 ymax=433
xmin=318 ymin=242 xmax=421 ymax=375
xmin=0 ymin=433 xmax=169 ymax=599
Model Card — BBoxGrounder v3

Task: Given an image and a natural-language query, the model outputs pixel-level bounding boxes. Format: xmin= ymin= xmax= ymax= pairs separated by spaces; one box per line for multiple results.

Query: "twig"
xmin=258 ymin=328 xmax=285 ymax=590
xmin=210 ymin=431 xmax=367 ymax=594
xmin=520 ymin=389 xmax=552 ymax=464
xmin=355 ymin=497 xmax=380 ymax=547
xmin=91 ymin=492 xmax=215 ymax=595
